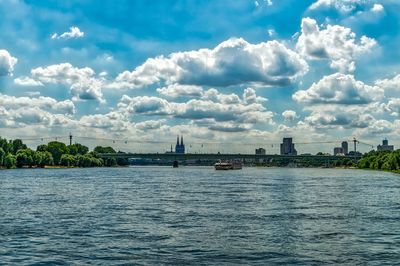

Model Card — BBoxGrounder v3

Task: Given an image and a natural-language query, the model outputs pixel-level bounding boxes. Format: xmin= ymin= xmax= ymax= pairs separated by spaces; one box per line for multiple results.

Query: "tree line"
xmin=358 ymin=149 xmax=400 ymax=171
xmin=0 ymin=137 xmax=128 ymax=169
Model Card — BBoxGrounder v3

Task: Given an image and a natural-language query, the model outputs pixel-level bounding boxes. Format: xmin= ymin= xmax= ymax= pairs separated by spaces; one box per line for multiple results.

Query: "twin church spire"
xmin=175 ymin=135 xmax=185 ymax=154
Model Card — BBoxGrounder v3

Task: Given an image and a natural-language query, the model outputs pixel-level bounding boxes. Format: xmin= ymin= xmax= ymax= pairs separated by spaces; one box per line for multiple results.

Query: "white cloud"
xmin=119 ymin=95 xmax=173 ymax=115
xmin=111 ymin=38 xmax=308 ymax=89
xmin=0 ymin=94 xmax=75 ymax=128
xmin=51 ymin=26 xmax=85 ymax=40
xmin=0 ymin=93 xmax=75 ymax=115
xmin=117 ymin=88 xmax=273 ymax=132
xmin=371 ymin=3 xmax=384 ymax=12
xmin=293 ymin=73 xmax=383 ymax=105
xmin=135 ymin=120 xmax=166 ymax=131
xmin=375 ymin=74 xmax=400 ymax=97
xmin=355 ymin=119 xmax=395 ymax=137
xmin=0 ymin=49 xmax=17 ymax=76
xmin=309 ymin=0 xmax=365 ymax=13
xmin=14 ymin=77 xmax=44 ymax=86
xmin=282 ymin=110 xmax=298 ymax=121
xmin=202 ymin=89 xmax=241 ymax=104
xmin=17 ymin=63 xmax=104 ymax=102
xmin=267 ymin=29 xmax=276 ymax=37
xmin=296 ymin=17 xmax=376 ymax=73
xmin=156 ymin=84 xmax=204 ymax=98
xmin=303 ymin=105 xmax=377 ymax=129
xmin=242 ymin=87 xmax=268 ymax=104
xmin=79 ymin=112 xmax=128 ymax=131
xmin=382 ymin=98 xmax=400 ymax=116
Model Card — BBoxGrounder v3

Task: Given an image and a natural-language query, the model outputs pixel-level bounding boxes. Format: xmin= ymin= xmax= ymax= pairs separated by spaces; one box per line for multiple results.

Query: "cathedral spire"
xmin=177 ymin=135 xmax=180 ymax=145
xmin=181 ymin=136 xmax=184 ymax=145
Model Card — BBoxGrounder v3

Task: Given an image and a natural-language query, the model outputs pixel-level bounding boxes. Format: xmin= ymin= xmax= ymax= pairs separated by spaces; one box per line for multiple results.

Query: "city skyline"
xmin=0 ymin=0 xmax=400 ymax=153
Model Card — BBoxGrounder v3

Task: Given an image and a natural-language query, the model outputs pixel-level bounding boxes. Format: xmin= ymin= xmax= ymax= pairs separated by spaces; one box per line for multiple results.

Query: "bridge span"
xmin=99 ymin=153 xmax=360 ymax=161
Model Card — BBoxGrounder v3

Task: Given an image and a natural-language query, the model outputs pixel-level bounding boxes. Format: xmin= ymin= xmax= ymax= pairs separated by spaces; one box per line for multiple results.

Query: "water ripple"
xmin=1 ymin=167 xmax=399 ymax=264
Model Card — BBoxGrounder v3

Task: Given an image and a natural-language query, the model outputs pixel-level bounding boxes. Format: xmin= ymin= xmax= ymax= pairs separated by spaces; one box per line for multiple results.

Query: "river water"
xmin=0 ymin=167 xmax=399 ymax=265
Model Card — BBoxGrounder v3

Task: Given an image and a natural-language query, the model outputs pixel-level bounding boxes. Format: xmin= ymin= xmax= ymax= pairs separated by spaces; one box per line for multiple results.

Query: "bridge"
xmin=98 ymin=153 xmax=360 ymax=161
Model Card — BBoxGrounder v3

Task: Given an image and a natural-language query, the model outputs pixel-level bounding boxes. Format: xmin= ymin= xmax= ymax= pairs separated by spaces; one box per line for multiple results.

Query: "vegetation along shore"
xmin=0 ymin=137 xmax=128 ymax=169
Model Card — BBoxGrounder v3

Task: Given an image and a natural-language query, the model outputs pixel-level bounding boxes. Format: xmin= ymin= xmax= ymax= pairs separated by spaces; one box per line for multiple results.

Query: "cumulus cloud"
xmin=242 ymin=87 xmax=268 ymax=104
xmin=371 ymin=3 xmax=384 ymax=13
xmin=293 ymin=73 xmax=383 ymax=105
xmin=0 ymin=93 xmax=75 ymax=114
xmin=119 ymin=95 xmax=173 ymax=115
xmin=14 ymin=77 xmax=43 ymax=86
xmin=0 ymin=49 xmax=17 ymax=76
xmin=309 ymin=0 xmax=366 ymax=13
xmin=79 ymin=112 xmax=128 ymax=131
xmin=51 ymin=26 xmax=85 ymax=40
xmin=0 ymin=94 xmax=75 ymax=128
xmin=382 ymin=98 xmax=400 ymax=116
xmin=110 ymin=38 xmax=308 ymax=89
xmin=296 ymin=18 xmax=376 ymax=73
xmin=117 ymin=88 xmax=273 ymax=132
xmin=282 ymin=110 xmax=298 ymax=121
xmin=16 ymin=63 xmax=104 ymax=102
xmin=303 ymin=105 xmax=376 ymax=129
xmin=355 ymin=119 xmax=396 ymax=137
xmin=135 ymin=120 xmax=166 ymax=131
xmin=156 ymin=84 xmax=204 ymax=98
xmin=375 ymin=74 xmax=400 ymax=97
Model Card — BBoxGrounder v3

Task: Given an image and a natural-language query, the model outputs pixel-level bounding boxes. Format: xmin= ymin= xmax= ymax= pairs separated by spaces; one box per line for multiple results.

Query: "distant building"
xmin=175 ymin=136 xmax=185 ymax=154
xmin=334 ymin=147 xmax=344 ymax=156
xmin=255 ymin=148 xmax=266 ymax=155
xmin=341 ymin=141 xmax=348 ymax=155
xmin=280 ymin=137 xmax=297 ymax=156
xmin=377 ymin=139 xmax=394 ymax=152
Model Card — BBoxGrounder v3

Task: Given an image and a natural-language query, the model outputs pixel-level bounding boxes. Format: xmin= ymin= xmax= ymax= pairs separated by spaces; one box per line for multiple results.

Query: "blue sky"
xmin=1 ymin=0 xmax=400 ymax=153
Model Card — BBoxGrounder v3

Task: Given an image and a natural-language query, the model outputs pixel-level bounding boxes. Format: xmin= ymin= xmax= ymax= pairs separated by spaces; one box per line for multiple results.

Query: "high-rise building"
xmin=383 ymin=139 xmax=388 ymax=146
xmin=280 ymin=138 xmax=297 ymax=156
xmin=334 ymin=147 xmax=344 ymax=156
xmin=175 ymin=135 xmax=186 ymax=154
xmin=255 ymin=148 xmax=266 ymax=155
xmin=341 ymin=141 xmax=348 ymax=155
xmin=377 ymin=139 xmax=394 ymax=152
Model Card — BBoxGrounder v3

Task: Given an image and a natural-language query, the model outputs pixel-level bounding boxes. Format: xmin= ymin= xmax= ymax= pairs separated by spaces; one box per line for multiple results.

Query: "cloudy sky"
xmin=1 ymin=0 xmax=400 ymax=153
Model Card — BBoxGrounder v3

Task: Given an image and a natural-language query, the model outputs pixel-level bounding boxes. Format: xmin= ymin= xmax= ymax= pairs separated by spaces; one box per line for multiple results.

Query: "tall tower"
xmin=341 ymin=141 xmax=348 ymax=155
xmin=175 ymin=135 xmax=180 ymax=153
xmin=181 ymin=136 xmax=185 ymax=154
xmin=174 ymin=135 xmax=185 ymax=154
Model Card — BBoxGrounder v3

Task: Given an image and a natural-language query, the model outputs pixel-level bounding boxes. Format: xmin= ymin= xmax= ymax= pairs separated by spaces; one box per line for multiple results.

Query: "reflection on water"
xmin=1 ymin=167 xmax=399 ymax=264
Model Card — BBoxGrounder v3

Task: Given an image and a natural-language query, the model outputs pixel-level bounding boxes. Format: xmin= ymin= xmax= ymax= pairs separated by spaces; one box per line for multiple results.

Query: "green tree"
xmin=4 ymin=154 xmax=16 ymax=169
xmin=59 ymin=154 xmax=76 ymax=167
xmin=16 ymin=149 xmax=34 ymax=168
xmin=33 ymin=151 xmax=54 ymax=168
xmin=0 ymin=147 xmax=5 ymax=166
xmin=68 ymin=143 xmax=89 ymax=155
xmin=94 ymin=146 xmax=116 ymax=154
xmin=0 ymin=137 xmax=11 ymax=154
xmin=47 ymin=141 xmax=68 ymax=165
xmin=41 ymin=151 xmax=54 ymax=167
xmin=104 ymin=157 xmax=117 ymax=167
xmin=36 ymin=144 xmax=48 ymax=152
xmin=11 ymin=139 xmax=27 ymax=154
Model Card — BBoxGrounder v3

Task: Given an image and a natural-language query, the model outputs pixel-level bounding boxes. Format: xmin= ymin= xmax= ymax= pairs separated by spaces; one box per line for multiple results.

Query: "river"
xmin=1 ymin=167 xmax=399 ymax=265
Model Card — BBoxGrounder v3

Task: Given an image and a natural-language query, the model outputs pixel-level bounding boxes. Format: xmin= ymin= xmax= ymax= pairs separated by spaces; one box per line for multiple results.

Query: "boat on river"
xmin=214 ymin=160 xmax=242 ymax=170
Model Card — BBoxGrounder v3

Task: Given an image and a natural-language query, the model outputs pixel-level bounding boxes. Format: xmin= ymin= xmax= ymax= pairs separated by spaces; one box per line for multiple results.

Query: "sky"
xmin=1 ymin=0 xmax=400 ymax=154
